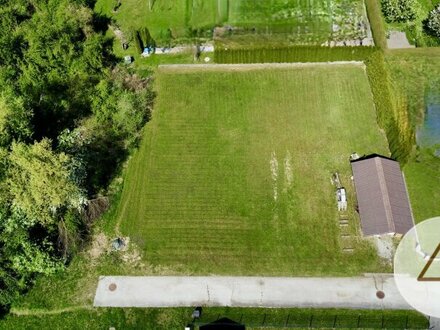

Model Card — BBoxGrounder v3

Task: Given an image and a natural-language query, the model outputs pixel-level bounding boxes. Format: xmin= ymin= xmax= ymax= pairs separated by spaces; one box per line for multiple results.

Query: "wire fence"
xmin=193 ymin=311 xmax=430 ymax=329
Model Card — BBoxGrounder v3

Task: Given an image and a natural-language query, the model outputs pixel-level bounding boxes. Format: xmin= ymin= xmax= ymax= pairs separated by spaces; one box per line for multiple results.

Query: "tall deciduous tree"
xmin=7 ymin=139 xmax=83 ymax=227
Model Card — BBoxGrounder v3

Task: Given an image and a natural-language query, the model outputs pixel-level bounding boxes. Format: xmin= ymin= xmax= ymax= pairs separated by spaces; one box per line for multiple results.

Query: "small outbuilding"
xmin=351 ymin=154 xmax=414 ymax=236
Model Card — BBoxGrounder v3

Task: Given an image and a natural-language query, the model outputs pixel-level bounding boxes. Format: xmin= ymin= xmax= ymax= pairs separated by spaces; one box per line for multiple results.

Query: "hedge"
xmin=214 ymin=46 xmax=377 ymax=64
xmin=364 ymin=0 xmax=388 ymax=49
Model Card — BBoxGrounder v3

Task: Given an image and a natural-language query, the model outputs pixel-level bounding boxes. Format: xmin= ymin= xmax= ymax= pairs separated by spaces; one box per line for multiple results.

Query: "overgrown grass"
xmin=115 ymin=64 xmax=390 ymax=276
xmin=385 ymin=48 xmax=440 ymax=222
xmin=385 ymin=48 xmax=440 ymax=126
xmin=0 ymin=307 xmax=428 ymax=329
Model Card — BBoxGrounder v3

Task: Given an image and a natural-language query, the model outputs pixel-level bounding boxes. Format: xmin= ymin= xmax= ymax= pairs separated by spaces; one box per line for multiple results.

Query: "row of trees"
xmin=0 ymin=0 xmax=153 ymax=310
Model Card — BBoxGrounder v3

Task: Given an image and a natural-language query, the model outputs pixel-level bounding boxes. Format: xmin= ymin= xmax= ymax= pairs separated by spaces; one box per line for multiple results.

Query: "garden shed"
xmin=351 ymin=155 xmax=414 ymax=236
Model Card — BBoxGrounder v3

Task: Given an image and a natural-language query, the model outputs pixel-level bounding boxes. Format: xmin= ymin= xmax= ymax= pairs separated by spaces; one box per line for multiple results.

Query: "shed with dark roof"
xmin=351 ymin=155 xmax=414 ymax=236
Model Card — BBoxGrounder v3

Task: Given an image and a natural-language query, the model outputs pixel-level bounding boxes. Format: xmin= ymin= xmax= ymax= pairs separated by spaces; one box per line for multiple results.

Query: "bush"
xmin=381 ymin=0 xmax=416 ymax=23
xmin=426 ymin=5 xmax=440 ymax=38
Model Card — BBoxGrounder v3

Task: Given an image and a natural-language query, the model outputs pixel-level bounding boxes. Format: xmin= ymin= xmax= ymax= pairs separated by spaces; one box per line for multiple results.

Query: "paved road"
xmin=94 ymin=275 xmax=411 ymax=309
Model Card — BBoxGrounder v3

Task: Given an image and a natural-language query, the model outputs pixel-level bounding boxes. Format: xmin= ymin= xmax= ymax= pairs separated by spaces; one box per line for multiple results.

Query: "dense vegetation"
xmin=0 ymin=0 xmax=153 ymax=311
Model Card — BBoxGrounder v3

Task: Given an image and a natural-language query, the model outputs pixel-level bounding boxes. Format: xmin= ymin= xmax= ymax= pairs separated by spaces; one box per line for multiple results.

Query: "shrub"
xmin=381 ymin=0 xmax=416 ymax=23
xmin=426 ymin=5 xmax=440 ymax=38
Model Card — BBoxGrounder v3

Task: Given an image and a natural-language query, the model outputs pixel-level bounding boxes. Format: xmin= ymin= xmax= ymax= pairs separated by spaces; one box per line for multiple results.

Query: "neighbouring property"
xmin=351 ymin=155 xmax=415 ymax=237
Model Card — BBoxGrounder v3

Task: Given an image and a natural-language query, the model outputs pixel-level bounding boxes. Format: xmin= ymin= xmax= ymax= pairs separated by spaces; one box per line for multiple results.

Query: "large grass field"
xmin=94 ymin=0 xmax=370 ymax=44
xmin=116 ymin=63 xmax=390 ymax=276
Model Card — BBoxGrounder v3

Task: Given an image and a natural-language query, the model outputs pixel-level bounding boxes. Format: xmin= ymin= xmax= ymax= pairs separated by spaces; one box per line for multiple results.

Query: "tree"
xmin=7 ymin=139 xmax=83 ymax=227
xmin=0 ymin=91 xmax=33 ymax=147
xmin=426 ymin=5 xmax=440 ymax=38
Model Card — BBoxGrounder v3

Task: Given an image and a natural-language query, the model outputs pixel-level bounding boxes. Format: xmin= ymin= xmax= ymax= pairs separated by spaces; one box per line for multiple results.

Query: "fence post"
xmin=357 ymin=315 xmax=361 ymax=327
xmin=286 ymin=314 xmax=290 ymax=327
xmin=382 ymin=315 xmax=385 ymax=328
xmin=262 ymin=313 xmax=266 ymax=326
xmin=333 ymin=315 xmax=337 ymax=328
xmin=405 ymin=315 xmax=408 ymax=329
xmin=309 ymin=315 xmax=314 ymax=328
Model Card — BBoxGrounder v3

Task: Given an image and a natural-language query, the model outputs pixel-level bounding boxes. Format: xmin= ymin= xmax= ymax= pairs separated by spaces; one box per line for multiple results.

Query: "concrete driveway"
xmin=94 ymin=275 xmax=411 ymax=309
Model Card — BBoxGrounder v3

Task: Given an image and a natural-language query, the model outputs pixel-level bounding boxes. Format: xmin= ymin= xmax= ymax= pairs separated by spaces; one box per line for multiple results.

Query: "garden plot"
xmin=95 ymin=0 xmax=372 ymax=44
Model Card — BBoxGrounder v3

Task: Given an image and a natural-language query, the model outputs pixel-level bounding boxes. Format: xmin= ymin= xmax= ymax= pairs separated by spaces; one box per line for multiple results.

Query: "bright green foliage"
xmin=0 ymin=92 xmax=33 ymax=146
xmin=427 ymin=5 xmax=440 ymax=37
xmin=117 ymin=65 xmax=389 ymax=275
xmin=381 ymin=0 xmax=417 ymax=22
xmin=6 ymin=227 xmax=63 ymax=276
xmin=7 ymin=139 xmax=82 ymax=227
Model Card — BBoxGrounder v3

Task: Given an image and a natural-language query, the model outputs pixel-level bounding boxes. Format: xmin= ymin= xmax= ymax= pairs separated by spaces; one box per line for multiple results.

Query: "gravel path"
xmin=94 ymin=275 xmax=411 ymax=309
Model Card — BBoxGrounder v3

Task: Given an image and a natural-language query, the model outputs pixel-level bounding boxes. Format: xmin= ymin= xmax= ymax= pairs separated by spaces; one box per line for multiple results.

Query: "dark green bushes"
xmin=426 ymin=5 xmax=440 ymax=38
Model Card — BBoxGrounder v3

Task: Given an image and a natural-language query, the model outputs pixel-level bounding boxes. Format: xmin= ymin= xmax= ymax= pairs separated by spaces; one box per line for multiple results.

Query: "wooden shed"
xmin=351 ymin=155 xmax=415 ymax=236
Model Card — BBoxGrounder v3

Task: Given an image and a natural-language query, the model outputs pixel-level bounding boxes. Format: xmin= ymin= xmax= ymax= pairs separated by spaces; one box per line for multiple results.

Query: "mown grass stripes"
xmin=116 ymin=64 xmax=390 ymax=275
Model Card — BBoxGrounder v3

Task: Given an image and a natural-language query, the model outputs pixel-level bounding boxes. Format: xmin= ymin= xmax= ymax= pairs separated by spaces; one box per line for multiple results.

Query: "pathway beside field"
xmin=387 ymin=31 xmax=415 ymax=49
xmin=94 ymin=275 xmax=411 ymax=310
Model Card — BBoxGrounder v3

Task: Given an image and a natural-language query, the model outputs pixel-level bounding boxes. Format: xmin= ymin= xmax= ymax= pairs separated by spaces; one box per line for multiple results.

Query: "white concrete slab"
xmin=94 ymin=276 xmax=412 ymax=309
xmin=387 ymin=31 xmax=415 ymax=49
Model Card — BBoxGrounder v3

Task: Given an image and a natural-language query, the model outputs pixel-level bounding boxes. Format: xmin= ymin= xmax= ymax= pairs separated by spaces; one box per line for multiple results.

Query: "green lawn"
xmin=115 ymin=64 xmax=390 ymax=276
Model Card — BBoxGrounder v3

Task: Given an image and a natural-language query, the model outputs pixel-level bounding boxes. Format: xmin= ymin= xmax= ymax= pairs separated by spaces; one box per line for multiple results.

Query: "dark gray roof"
xmin=351 ymin=155 xmax=414 ymax=236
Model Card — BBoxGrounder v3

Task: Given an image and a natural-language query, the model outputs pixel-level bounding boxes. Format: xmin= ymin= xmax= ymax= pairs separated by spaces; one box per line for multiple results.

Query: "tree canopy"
xmin=0 ymin=0 xmax=153 ymax=310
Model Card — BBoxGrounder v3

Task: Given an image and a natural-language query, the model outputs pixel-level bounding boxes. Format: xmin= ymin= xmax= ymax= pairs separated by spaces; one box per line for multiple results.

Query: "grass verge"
xmin=0 ymin=307 xmax=428 ymax=330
